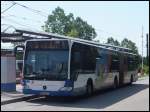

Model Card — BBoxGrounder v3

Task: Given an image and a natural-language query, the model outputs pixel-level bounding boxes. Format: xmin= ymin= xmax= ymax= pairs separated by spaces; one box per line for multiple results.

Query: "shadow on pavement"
xmin=26 ymin=83 xmax=149 ymax=109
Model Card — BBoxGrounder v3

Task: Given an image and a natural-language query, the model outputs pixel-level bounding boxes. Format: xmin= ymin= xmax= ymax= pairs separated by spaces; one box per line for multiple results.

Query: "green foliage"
xmin=67 ymin=28 xmax=78 ymax=37
xmin=143 ymin=57 xmax=149 ymax=66
xmin=106 ymin=37 xmax=139 ymax=55
xmin=121 ymin=38 xmax=138 ymax=54
xmin=106 ymin=37 xmax=120 ymax=46
xmin=42 ymin=7 xmax=97 ymax=40
xmin=143 ymin=65 xmax=149 ymax=75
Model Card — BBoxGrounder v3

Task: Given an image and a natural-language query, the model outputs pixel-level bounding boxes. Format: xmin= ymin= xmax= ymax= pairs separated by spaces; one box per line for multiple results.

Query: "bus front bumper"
xmin=23 ymin=89 xmax=74 ymax=96
xmin=23 ymin=87 xmax=86 ymax=96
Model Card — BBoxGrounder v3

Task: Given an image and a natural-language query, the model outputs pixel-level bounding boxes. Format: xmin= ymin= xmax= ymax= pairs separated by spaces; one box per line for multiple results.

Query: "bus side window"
xmin=74 ymin=52 xmax=81 ymax=63
xmin=96 ymin=57 xmax=101 ymax=76
xmin=111 ymin=53 xmax=119 ymax=72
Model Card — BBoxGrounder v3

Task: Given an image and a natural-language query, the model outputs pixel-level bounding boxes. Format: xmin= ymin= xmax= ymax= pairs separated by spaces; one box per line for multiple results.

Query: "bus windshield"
xmin=24 ymin=40 xmax=69 ymax=80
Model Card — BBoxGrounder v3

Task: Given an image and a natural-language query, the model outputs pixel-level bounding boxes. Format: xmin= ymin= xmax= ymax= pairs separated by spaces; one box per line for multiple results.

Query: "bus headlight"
xmin=59 ymin=87 xmax=72 ymax=91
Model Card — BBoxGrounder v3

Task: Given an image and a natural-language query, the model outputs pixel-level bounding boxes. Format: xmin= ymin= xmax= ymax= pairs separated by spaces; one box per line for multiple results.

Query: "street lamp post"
xmin=141 ymin=26 xmax=144 ymax=70
xmin=146 ymin=33 xmax=149 ymax=66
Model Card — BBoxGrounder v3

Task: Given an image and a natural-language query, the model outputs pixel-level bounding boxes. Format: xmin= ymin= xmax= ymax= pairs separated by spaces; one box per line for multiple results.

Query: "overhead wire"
xmin=11 ymin=1 xmax=48 ymax=17
xmin=2 ymin=14 xmax=43 ymax=24
xmin=1 ymin=17 xmax=41 ymax=31
xmin=1 ymin=1 xmax=127 ymax=41
xmin=1 ymin=2 xmax=16 ymax=14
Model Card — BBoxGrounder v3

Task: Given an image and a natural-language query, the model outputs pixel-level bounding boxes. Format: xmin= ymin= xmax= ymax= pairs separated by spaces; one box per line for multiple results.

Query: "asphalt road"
xmin=1 ymin=77 xmax=149 ymax=111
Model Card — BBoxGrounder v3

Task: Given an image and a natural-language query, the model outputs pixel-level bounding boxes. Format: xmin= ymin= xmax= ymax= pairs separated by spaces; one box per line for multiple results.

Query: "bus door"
xmin=119 ymin=54 xmax=124 ymax=86
xmin=123 ymin=55 xmax=128 ymax=83
xmin=95 ymin=50 xmax=108 ymax=89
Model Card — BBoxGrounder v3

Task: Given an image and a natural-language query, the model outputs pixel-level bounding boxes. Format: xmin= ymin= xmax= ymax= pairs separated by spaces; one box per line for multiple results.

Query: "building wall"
xmin=1 ymin=56 xmax=16 ymax=92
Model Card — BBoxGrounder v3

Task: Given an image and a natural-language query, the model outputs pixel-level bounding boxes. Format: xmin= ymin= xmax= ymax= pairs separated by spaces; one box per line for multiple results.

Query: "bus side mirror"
xmin=14 ymin=45 xmax=25 ymax=56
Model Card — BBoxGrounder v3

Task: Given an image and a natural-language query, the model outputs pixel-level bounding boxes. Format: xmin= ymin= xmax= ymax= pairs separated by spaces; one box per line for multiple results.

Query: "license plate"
xmin=40 ymin=92 xmax=49 ymax=95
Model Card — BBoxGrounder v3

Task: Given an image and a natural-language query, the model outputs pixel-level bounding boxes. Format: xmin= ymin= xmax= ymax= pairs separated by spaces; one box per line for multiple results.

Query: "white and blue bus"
xmin=21 ymin=37 xmax=138 ymax=96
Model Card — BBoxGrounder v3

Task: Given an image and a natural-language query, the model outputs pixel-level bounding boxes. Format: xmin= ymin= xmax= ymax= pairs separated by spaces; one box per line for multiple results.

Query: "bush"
xmin=143 ymin=65 xmax=149 ymax=75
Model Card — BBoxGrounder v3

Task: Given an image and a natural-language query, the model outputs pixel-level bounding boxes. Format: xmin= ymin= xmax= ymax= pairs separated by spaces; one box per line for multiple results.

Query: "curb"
xmin=1 ymin=95 xmax=39 ymax=105
xmin=138 ymin=76 xmax=149 ymax=81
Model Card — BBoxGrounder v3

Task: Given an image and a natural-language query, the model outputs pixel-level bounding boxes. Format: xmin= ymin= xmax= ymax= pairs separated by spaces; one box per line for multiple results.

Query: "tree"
xmin=66 ymin=28 xmax=78 ymax=37
xmin=121 ymin=38 xmax=138 ymax=54
xmin=106 ymin=37 xmax=139 ymax=54
xmin=43 ymin=7 xmax=67 ymax=35
xmin=106 ymin=37 xmax=120 ymax=46
xmin=42 ymin=7 xmax=97 ymax=40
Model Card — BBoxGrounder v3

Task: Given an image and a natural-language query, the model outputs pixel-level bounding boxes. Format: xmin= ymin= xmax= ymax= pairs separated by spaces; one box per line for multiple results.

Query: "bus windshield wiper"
xmin=24 ymin=74 xmax=36 ymax=77
xmin=25 ymin=72 xmax=42 ymax=77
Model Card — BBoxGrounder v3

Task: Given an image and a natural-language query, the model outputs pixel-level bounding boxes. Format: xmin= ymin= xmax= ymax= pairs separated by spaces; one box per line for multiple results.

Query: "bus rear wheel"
xmin=86 ymin=81 xmax=93 ymax=96
xmin=129 ymin=75 xmax=133 ymax=85
xmin=113 ymin=77 xmax=118 ymax=89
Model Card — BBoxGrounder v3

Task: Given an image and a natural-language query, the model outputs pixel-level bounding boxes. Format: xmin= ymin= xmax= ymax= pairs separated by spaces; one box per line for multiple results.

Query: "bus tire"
xmin=129 ymin=75 xmax=133 ymax=85
xmin=86 ymin=80 xmax=93 ymax=96
xmin=113 ymin=77 xmax=118 ymax=89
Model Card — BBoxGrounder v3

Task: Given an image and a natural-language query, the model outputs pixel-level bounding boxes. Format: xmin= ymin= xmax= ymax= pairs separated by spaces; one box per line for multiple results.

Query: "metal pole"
xmin=146 ymin=33 xmax=149 ymax=65
xmin=141 ymin=26 xmax=144 ymax=69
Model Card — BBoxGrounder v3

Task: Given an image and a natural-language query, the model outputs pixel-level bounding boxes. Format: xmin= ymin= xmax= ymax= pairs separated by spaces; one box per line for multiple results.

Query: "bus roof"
xmin=16 ymin=29 xmax=137 ymax=56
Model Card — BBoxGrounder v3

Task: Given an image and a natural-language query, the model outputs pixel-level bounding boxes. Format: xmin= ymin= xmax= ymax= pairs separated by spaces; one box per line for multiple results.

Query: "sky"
xmin=1 ymin=1 xmax=149 ymax=56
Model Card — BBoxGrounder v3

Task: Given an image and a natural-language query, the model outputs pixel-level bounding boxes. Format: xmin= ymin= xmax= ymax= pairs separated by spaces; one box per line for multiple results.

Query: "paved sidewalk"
xmin=1 ymin=84 xmax=38 ymax=105
xmin=138 ymin=75 xmax=149 ymax=81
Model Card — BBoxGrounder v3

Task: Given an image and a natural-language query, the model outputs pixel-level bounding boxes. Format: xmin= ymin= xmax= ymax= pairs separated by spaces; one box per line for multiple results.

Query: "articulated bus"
xmin=22 ymin=38 xmax=138 ymax=96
